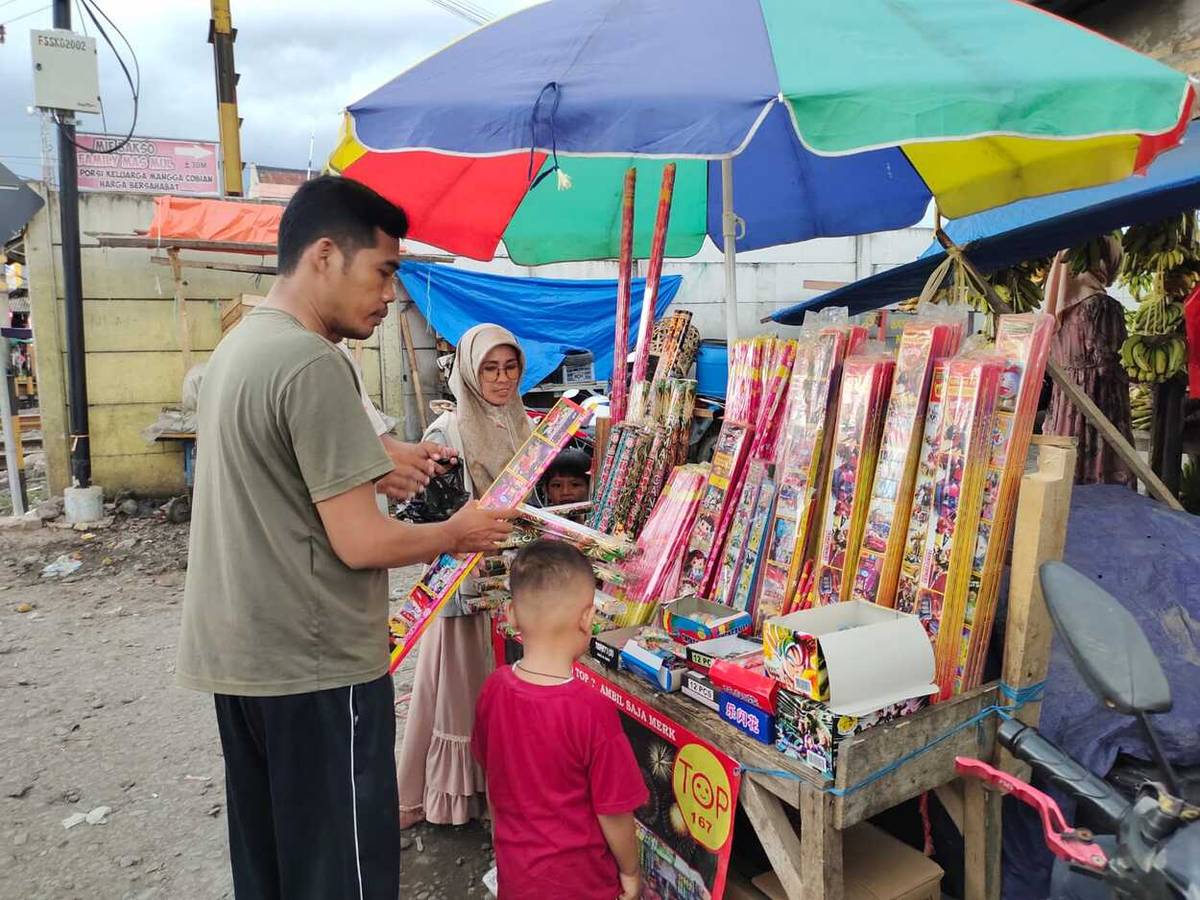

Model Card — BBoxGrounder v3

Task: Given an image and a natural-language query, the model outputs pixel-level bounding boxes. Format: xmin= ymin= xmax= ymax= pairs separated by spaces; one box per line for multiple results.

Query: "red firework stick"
xmin=629 ymin=164 xmax=677 ymax=409
xmin=610 ymin=168 xmax=637 ymax=425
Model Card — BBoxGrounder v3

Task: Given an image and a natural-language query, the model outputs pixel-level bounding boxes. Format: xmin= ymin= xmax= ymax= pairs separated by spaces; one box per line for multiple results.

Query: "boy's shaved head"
xmin=509 ymin=539 xmax=594 ymax=635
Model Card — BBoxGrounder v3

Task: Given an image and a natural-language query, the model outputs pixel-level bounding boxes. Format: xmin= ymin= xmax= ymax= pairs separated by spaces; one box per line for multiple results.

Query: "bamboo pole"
xmin=398 ymin=306 xmax=429 ymax=431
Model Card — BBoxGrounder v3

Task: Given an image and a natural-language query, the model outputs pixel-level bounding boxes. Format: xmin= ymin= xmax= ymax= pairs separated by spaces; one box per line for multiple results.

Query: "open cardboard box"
xmin=752 ymin=822 xmax=943 ymax=900
xmin=762 ymin=601 xmax=936 ymax=710
xmin=659 ymin=594 xmax=753 ymax=644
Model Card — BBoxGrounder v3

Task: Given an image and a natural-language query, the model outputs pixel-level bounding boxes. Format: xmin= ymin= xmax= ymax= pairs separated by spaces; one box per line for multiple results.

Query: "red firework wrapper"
xmin=621 ymin=464 xmax=709 ymax=623
xmin=849 ymin=322 xmax=960 ymax=607
xmin=813 ymin=354 xmax=896 ymax=605
xmin=909 ymin=356 xmax=1003 ymax=699
xmin=957 ymin=313 xmax=1054 ymax=692
xmin=389 ymin=398 xmax=590 ymax=672
xmin=609 ymin=168 xmax=636 ymax=425
xmin=753 ymin=329 xmax=849 ymax=630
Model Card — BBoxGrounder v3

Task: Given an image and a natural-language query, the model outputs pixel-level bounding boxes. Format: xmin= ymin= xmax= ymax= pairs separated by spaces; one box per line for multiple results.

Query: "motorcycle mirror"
xmin=1039 ymin=561 xmax=1171 ymax=716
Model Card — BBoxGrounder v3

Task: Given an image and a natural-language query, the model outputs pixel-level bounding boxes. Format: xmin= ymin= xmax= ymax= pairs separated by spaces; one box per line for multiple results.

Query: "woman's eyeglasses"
xmin=480 ymin=362 xmax=521 ymax=383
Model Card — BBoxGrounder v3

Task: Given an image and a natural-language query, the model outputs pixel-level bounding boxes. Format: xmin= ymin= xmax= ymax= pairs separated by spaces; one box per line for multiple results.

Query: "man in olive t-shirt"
xmin=178 ymin=176 xmax=514 ymax=900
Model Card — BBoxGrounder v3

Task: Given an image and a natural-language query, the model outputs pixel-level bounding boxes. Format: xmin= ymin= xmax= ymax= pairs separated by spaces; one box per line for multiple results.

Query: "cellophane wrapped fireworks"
xmin=812 ymin=353 xmax=896 ymax=605
xmin=909 ymin=356 xmax=1003 ymax=699
xmin=731 ymin=473 xmax=777 ymax=616
xmin=712 ymin=460 xmax=768 ymax=606
xmin=849 ymin=322 xmax=961 ymax=606
xmin=956 ymin=313 xmax=1054 ymax=692
xmin=617 ymin=464 xmax=709 ymax=626
xmin=679 ymin=421 xmax=753 ymax=597
xmin=514 ymin=504 xmax=636 ymax=562
xmin=752 ymin=328 xmax=851 ymax=630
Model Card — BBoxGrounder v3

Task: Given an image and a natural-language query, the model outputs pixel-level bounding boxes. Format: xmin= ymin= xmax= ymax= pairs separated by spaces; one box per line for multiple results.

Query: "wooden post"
xmin=739 ymin=777 xmax=843 ymax=900
xmin=168 ymin=249 xmax=193 ymax=375
xmin=933 ymin=230 xmax=1182 ymax=511
xmin=963 ymin=778 xmax=1003 ymax=900
xmin=999 ymin=439 xmax=1076 ymax=770
xmin=398 ymin=306 xmax=428 ymax=431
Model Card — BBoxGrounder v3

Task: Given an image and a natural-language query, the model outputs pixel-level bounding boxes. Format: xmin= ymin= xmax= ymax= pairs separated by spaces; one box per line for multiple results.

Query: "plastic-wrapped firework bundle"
xmin=666 ymin=378 xmax=697 ymax=467
xmin=849 ymin=322 xmax=961 ymax=606
xmin=608 ymin=426 xmax=654 ymax=535
xmin=619 ymin=464 xmax=709 ymax=625
xmin=813 ymin=353 xmax=896 ymax=605
xmin=712 ymin=460 xmax=768 ymax=606
xmin=679 ymin=421 xmax=754 ymax=597
xmin=752 ymin=328 xmax=850 ymax=629
xmin=620 ymin=424 xmax=670 ymax=536
xmin=514 ymin=504 xmax=636 ymax=562
xmin=589 ymin=422 xmax=627 ymax=528
xmin=750 ymin=339 xmax=798 ymax=463
xmin=893 ymin=362 xmax=950 ymax=618
xmin=911 ymin=356 xmax=1003 ymax=699
xmin=731 ymin=473 xmax=777 ymax=617
xmin=957 ymin=313 xmax=1055 ymax=692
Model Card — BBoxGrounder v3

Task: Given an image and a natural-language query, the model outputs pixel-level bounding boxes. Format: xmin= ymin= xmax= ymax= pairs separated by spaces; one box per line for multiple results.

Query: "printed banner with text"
xmin=573 ymin=664 xmax=741 ymax=900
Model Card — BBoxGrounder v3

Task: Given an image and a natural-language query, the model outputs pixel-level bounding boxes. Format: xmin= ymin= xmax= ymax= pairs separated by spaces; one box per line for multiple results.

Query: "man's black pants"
xmin=214 ymin=674 xmax=399 ymax=900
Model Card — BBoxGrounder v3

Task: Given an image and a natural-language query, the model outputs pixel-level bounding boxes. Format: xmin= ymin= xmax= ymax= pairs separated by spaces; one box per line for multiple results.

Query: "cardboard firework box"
xmin=849 ymin=323 xmax=959 ymax=606
xmin=679 ymin=421 xmax=753 ymax=597
xmin=752 ymin=329 xmax=848 ymax=629
xmin=910 ymin=356 xmax=1003 ymax=699
xmin=388 ymin=398 xmax=590 ymax=672
xmin=713 ymin=461 xmax=768 ymax=606
xmin=813 ymin=355 xmax=895 ymax=606
xmin=956 ymin=314 xmax=1054 ymax=691
xmin=893 ymin=362 xmax=950 ymax=617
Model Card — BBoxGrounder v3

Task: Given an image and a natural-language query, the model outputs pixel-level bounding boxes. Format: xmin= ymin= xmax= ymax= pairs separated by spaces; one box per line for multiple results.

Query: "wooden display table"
xmin=577 ymin=438 xmax=1076 ymax=900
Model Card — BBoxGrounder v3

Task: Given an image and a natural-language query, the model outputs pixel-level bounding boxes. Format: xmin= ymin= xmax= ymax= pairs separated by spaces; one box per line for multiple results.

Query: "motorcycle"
xmin=955 ymin=561 xmax=1200 ymax=899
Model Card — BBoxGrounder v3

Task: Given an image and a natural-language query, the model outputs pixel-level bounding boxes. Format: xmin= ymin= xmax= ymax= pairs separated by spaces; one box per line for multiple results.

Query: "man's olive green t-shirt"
xmin=177 ymin=307 xmax=394 ymax=696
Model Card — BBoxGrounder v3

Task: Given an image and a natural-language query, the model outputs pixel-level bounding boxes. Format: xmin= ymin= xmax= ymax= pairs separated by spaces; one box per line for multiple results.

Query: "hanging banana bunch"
xmin=1129 ymin=383 xmax=1154 ymax=432
xmin=1119 ymin=212 xmax=1198 ymax=385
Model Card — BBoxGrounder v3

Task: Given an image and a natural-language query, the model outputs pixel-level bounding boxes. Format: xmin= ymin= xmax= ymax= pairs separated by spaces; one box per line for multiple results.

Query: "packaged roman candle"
xmin=679 ymin=421 xmax=753 ymax=597
xmin=956 ymin=313 xmax=1054 ymax=691
xmin=850 ymin=322 xmax=960 ymax=606
xmin=732 ymin=474 xmax=777 ymax=617
xmin=909 ymin=355 xmax=1003 ymax=698
xmin=713 ymin=460 xmax=769 ymax=606
xmin=813 ymin=352 xmax=896 ymax=605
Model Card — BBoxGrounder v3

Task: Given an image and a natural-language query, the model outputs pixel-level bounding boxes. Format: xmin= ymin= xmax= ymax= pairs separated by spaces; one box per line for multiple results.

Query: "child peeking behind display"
xmin=542 ymin=448 xmax=592 ymax=506
xmin=473 ymin=539 xmax=646 ymax=900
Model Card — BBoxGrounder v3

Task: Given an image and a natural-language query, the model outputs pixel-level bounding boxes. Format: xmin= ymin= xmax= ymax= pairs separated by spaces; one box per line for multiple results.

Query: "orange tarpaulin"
xmin=145 ymin=196 xmax=282 ymax=250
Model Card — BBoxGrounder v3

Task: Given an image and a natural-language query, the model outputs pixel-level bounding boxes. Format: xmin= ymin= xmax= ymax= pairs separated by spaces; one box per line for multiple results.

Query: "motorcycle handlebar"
xmin=999 ymin=718 xmax=1131 ymax=832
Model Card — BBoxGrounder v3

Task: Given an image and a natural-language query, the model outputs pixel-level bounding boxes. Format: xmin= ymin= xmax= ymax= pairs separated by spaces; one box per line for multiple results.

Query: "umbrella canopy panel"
xmin=333 ymin=0 xmax=1193 ymax=264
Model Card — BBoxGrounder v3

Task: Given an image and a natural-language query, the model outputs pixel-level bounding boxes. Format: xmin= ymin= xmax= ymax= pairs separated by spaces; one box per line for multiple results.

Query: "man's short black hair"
xmin=510 ymin=539 xmax=593 ymax=600
xmin=544 ymin=448 xmax=592 ymax=482
xmin=276 ymin=175 xmax=408 ymax=275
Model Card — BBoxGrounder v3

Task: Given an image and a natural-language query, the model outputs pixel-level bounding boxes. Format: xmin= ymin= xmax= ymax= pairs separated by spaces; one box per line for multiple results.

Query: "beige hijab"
xmin=449 ymin=323 xmax=533 ymax=495
xmin=1044 ymin=235 xmax=1123 ymax=322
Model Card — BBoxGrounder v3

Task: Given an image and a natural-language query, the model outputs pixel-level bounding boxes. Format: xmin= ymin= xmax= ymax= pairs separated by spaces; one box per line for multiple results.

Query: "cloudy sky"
xmin=0 ymin=0 xmax=537 ymax=181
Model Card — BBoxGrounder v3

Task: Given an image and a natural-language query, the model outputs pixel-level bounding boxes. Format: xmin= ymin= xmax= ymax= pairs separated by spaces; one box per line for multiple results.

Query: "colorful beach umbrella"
xmin=331 ymin=0 xmax=1193 ymax=341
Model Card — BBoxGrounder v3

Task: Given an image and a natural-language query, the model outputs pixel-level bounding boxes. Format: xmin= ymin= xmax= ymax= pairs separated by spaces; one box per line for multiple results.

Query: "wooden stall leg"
xmin=799 ymin=785 xmax=843 ymax=900
xmin=740 ymin=777 xmax=841 ymax=900
xmin=168 ymin=249 xmax=194 ymax=375
xmin=963 ymin=777 xmax=1002 ymax=900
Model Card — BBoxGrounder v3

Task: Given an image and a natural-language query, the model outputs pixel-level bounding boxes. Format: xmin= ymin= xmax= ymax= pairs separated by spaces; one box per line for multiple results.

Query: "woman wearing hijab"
xmin=398 ymin=323 xmax=532 ymax=829
xmin=1043 ymin=235 xmax=1136 ymax=486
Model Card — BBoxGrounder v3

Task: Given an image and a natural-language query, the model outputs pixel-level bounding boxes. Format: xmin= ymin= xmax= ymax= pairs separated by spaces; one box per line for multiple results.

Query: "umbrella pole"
xmin=721 ymin=157 xmax=739 ymax=351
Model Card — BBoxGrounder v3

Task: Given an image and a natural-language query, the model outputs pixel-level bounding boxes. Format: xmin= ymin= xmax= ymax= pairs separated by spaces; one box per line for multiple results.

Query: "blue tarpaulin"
xmin=770 ymin=122 xmax=1200 ymax=323
xmin=398 ymin=262 xmax=682 ymax=393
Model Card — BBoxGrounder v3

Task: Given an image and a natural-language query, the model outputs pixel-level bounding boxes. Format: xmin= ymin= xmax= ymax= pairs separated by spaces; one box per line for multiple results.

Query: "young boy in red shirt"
xmin=473 ymin=539 xmax=647 ymax=900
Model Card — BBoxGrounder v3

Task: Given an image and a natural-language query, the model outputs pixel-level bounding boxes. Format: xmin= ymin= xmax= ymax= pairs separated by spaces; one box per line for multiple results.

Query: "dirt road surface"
xmin=0 ymin=516 xmax=488 ymax=900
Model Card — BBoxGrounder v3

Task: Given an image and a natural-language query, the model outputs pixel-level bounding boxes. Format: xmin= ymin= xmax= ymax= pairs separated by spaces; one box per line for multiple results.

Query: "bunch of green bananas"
xmin=1065 ymin=232 xmax=1121 ymax=276
xmin=1119 ymin=332 xmax=1189 ymax=384
xmin=1131 ymin=301 xmax=1184 ymax=335
xmin=1120 ymin=212 xmax=1199 ymax=301
xmin=1129 ymin=383 xmax=1153 ymax=432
